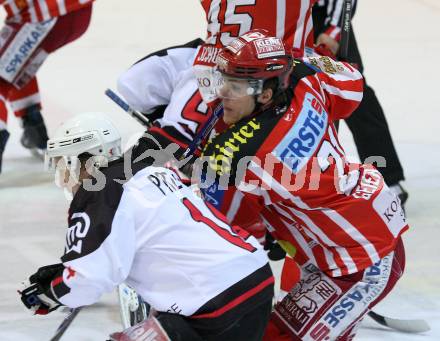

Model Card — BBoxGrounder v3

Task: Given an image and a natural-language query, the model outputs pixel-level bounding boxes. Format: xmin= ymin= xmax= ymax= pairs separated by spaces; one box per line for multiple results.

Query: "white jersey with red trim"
xmin=200 ymin=57 xmax=409 ymax=278
xmin=117 ymin=39 xmax=209 ymax=142
xmin=49 ymin=161 xmax=270 ymax=315
xmin=1 ymin=0 xmax=93 ymax=23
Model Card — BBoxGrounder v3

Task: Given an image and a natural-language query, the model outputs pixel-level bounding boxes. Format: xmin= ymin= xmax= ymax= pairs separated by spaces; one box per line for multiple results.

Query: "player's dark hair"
xmin=254 ymin=77 xmax=290 ymax=114
xmin=263 ymin=77 xmax=279 ymax=94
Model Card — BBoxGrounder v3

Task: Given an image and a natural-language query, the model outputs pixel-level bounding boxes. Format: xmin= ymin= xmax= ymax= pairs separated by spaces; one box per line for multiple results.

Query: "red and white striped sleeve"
xmin=3 ymin=0 xmax=93 ymax=23
xmin=301 ymin=56 xmax=364 ymax=120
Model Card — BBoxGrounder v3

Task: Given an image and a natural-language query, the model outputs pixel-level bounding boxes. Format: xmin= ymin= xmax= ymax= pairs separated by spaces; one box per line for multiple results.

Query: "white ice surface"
xmin=0 ymin=0 xmax=439 ymax=340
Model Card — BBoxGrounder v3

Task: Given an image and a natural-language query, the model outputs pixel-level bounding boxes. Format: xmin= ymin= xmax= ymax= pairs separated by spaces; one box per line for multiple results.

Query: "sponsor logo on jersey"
xmin=12 ymin=47 xmax=48 ymax=88
xmin=195 ymin=44 xmax=221 ymax=65
xmin=308 ymin=56 xmax=345 ymax=75
xmin=306 ymin=256 xmax=392 ymax=340
xmin=65 ymin=212 xmax=91 ymax=255
xmin=205 ymin=117 xmax=261 ymax=176
xmin=382 ymin=197 xmax=405 ymax=223
xmin=373 ymin=186 xmax=407 ymax=237
xmin=0 ymin=19 xmax=55 ymax=82
xmin=200 ymin=181 xmax=225 ymax=210
xmin=352 ymin=168 xmax=382 ymax=200
xmin=253 ymin=37 xmax=285 ymax=59
xmin=275 ymin=263 xmax=340 ymax=334
xmin=274 ymin=93 xmax=328 ymax=174
xmin=193 ymin=63 xmax=218 ymax=103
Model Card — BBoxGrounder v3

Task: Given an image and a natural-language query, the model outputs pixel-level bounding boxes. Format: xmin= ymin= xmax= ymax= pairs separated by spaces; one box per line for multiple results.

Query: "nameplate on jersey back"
xmin=274 ymin=93 xmax=328 ymax=174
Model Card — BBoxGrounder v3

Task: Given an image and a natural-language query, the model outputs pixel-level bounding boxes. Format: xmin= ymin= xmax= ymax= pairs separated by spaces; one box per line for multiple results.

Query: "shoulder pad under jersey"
xmin=290 ymin=59 xmax=319 ymax=87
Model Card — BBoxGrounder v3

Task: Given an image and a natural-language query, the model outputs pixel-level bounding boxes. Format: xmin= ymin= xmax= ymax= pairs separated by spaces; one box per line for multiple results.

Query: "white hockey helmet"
xmin=45 ymin=112 xmax=122 ymax=171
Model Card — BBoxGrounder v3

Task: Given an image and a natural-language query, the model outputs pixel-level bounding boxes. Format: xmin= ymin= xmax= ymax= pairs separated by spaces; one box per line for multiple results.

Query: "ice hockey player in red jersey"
xmin=116 ymin=0 xmax=320 ymax=306
xmin=117 ymin=1 xmax=318 ymax=253
xmin=0 ymin=0 xmax=93 ymax=172
xmin=199 ymin=30 xmax=408 ymax=340
xmin=18 ymin=113 xmax=274 ymax=340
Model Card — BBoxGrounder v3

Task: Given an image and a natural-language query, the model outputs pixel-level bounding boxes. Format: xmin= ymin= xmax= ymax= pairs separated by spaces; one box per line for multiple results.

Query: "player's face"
xmin=53 ymin=157 xmax=85 ymax=197
xmin=215 ymin=76 xmax=261 ymax=124
xmin=221 ymin=94 xmax=256 ymax=125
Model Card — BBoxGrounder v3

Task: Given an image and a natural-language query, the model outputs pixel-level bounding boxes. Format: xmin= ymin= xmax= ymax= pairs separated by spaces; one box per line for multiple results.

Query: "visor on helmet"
xmin=213 ymin=69 xmax=264 ymax=99
xmin=46 ymin=153 xmax=106 ymax=199
xmin=44 ymin=154 xmax=81 ymax=172
xmin=44 ymin=155 xmax=82 ymax=191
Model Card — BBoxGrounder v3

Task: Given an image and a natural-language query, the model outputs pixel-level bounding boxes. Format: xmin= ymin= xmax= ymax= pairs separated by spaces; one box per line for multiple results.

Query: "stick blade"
xmin=382 ymin=317 xmax=431 ymax=334
xmin=368 ymin=311 xmax=430 ymax=333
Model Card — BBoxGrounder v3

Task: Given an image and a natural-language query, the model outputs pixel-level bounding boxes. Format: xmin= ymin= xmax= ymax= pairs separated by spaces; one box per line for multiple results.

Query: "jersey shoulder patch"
xmin=304 ymin=56 xmax=346 ymax=75
xmin=62 ymin=160 xmax=131 ymax=262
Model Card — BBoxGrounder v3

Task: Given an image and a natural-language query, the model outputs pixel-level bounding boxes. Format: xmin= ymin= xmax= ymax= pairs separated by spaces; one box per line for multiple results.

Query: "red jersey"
xmin=201 ymin=57 xmax=409 ymax=277
xmin=196 ymin=0 xmax=316 ymax=66
xmin=1 ymin=0 xmax=93 ymax=22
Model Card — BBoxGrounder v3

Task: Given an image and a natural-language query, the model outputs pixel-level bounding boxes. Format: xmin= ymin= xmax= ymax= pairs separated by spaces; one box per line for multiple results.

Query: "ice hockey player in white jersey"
xmin=18 ymin=113 xmax=274 ymax=340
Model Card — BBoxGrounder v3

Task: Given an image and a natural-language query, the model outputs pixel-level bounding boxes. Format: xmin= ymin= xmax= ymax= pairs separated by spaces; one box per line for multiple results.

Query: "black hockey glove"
xmin=19 ymin=263 xmax=64 ymax=315
xmin=264 ymin=232 xmax=287 ymax=261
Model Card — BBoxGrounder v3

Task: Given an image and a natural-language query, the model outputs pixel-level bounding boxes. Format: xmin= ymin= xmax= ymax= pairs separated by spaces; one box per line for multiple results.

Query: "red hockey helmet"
xmin=214 ymin=29 xmax=293 ymax=99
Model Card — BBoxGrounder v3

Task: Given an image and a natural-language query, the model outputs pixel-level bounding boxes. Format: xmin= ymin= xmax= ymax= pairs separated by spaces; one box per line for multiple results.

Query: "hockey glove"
xmin=316 ymin=33 xmax=340 ymax=56
xmin=264 ymin=232 xmax=287 ymax=261
xmin=19 ymin=263 xmax=64 ymax=315
xmin=314 ymin=43 xmax=337 ymax=59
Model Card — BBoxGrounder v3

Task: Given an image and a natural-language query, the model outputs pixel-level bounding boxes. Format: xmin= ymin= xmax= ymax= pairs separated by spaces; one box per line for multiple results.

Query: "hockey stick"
xmin=367 ymin=310 xmax=430 ymax=334
xmin=180 ymin=103 xmax=223 ymax=160
xmin=332 ymin=0 xmax=353 ymax=132
xmin=106 ymin=72 xmax=430 ymax=338
xmin=105 ymin=89 xmax=152 ymax=128
xmin=338 ymin=0 xmax=353 ymax=61
xmin=49 ymin=307 xmax=81 ymax=341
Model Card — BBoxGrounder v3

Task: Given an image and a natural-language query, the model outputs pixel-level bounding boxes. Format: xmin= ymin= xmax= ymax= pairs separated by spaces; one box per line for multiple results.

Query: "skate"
xmin=118 ymin=283 xmax=150 ymax=329
xmin=20 ymin=105 xmax=49 ymax=159
xmin=0 ymin=129 xmax=10 ymax=173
